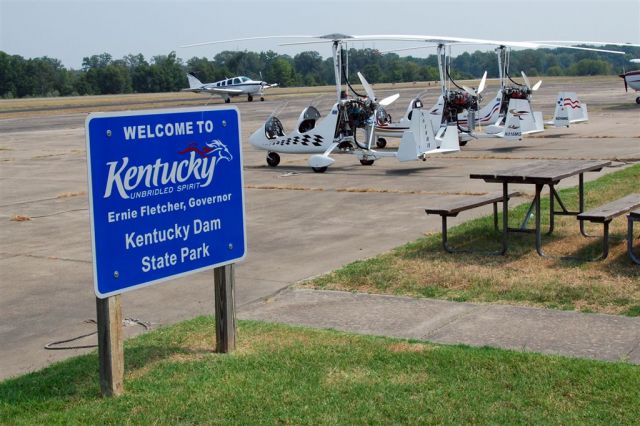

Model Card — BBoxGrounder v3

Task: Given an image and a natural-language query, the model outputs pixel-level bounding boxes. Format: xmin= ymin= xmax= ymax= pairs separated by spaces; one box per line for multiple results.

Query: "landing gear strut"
xmin=266 ymin=152 xmax=280 ymax=167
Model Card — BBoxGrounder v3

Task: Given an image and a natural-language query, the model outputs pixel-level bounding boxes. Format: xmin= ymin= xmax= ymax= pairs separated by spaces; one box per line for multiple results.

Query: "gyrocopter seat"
xmin=265 ymin=116 xmax=285 ymax=140
xmin=297 ymin=106 xmax=321 ymax=133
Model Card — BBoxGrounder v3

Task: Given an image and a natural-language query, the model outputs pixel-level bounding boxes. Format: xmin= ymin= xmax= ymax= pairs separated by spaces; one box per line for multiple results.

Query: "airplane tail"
xmin=397 ymin=109 xmax=438 ymax=161
xmin=396 ymin=114 xmax=460 ymax=162
xmin=507 ymin=98 xmax=543 ymax=135
xmin=549 ymin=92 xmax=588 ymax=127
xmin=186 ymin=73 xmax=203 ymax=89
xmin=502 ymin=101 xmax=524 ymax=140
xmin=434 ymin=125 xmax=460 ymax=152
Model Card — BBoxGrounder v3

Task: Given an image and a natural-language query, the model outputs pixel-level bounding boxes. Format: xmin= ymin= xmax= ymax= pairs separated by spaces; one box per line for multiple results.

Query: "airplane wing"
xmin=181 ymin=87 xmax=243 ymax=94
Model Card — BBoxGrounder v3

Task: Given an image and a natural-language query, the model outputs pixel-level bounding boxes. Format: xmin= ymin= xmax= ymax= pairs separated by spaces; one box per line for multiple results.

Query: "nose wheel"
xmin=266 ymin=152 xmax=280 ymax=167
xmin=260 ymin=97 xmax=265 ymax=101
xmin=359 ymin=159 xmax=375 ymax=166
xmin=248 ymin=95 xmax=253 ymax=102
xmin=636 ymin=97 xmax=640 ymax=105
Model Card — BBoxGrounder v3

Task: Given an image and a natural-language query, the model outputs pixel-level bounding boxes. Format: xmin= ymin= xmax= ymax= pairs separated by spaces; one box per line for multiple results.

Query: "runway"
xmin=1 ymin=76 xmax=638 ymax=379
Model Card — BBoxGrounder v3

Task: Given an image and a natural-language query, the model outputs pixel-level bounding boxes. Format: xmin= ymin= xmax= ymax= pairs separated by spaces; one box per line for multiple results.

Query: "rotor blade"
xmin=379 ymin=93 xmax=400 ymax=106
xmin=532 ymin=80 xmax=542 ymax=91
xmin=477 ymin=71 xmax=487 ymax=95
xmin=357 ymin=71 xmax=376 ymax=100
xmin=180 ymin=35 xmax=314 ymax=48
xmin=528 ymin=40 xmax=640 ymax=48
xmin=521 ymin=71 xmax=531 ymax=89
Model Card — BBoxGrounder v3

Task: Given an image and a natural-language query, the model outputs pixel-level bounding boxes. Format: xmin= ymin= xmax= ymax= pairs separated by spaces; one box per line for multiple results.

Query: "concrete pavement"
xmin=1 ymin=76 xmax=639 ymax=379
xmin=241 ymin=288 xmax=640 ymax=364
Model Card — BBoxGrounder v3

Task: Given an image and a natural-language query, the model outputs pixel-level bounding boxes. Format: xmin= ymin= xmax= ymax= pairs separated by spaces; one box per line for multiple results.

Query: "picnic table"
xmin=470 ymin=160 xmax=611 ymax=256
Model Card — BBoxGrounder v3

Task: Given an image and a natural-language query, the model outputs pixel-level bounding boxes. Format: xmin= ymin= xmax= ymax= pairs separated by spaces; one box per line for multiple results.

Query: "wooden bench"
xmin=577 ymin=193 xmax=640 ymax=260
xmin=628 ymin=210 xmax=640 ymax=265
xmin=425 ymin=191 xmax=518 ymax=254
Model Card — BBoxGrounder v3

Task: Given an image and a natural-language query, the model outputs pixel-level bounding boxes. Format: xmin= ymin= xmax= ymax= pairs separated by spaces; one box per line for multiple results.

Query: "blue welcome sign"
xmin=86 ymin=107 xmax=246 ymax=298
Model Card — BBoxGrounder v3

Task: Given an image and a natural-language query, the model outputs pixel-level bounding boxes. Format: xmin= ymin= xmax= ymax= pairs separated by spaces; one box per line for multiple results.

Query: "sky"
xmin=1 ymin=0 xmax=639 ymax=68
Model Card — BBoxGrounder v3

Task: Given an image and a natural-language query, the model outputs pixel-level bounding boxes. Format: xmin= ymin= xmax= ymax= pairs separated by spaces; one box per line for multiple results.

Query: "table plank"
xmin=470 ymin=160 xmax=610 ymax=183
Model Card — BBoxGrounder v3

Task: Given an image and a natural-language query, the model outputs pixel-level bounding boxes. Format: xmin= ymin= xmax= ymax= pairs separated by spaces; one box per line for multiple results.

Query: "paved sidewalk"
xmin=239 ymin=288 xmax=640 ymax=364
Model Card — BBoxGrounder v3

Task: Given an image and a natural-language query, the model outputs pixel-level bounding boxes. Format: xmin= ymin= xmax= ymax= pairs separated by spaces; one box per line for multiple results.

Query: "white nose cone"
xmin=250 ymin=127 xmax=269 ymax=149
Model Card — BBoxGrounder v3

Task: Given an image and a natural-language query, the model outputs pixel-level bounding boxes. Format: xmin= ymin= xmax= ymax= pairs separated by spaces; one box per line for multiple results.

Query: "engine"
xmin=334 ymin=99 xmax=376 ymax=145
xmin=443 ymin=90 xmax=480 ymax=124
xmin=498 ymin=86 xmax=532 ymax=116
xmin=503 ymin=86 xmax=531 ymax=100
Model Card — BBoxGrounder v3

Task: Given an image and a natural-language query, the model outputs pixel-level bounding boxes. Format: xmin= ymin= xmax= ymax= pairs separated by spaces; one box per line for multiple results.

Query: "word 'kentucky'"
xmin=104 ymin=151 xmax=217 ymax=199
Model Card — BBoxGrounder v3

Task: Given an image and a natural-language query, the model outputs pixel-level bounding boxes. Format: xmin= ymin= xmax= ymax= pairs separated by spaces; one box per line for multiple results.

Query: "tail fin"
xmin=563 ymin=92 xmax=588 ymax=123
xmin=503 ymin=101 xmax=523 ymax=140
xmin=434 ymin=125 xmax=460 ymax=152
xmin=397 ymin=109 xmax=436 ymax=161
xmin=186 ymin=73 xmax=203 ymax=89
xmin=552 ymin=92 xmax=570 ymax=127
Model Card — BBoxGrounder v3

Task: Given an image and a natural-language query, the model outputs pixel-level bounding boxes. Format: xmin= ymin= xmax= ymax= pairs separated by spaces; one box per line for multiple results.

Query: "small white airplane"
xmin=374 ymin=43 xmax=494 ymax=147
xmin=465 ymin=45 xmax=545 ymax=137
xmin=375 ymin=42 xmax=545 ymax=147
xmin=531 ymin=41 xmax=640 ymax=105
xmin=247 ymin=36 xmax=459 ymax=172
xmin=620 ymin=60 xmax=640 ymax=104
xmin=182 ymin=73 xmax=278 ymax=103
xmin=376 ymin=39 xmax=629 ymax=143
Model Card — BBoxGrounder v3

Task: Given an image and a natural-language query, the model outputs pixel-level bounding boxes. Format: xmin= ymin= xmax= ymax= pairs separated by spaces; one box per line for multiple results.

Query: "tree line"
xmin=1 ymin=45 xmax=638 ymax=98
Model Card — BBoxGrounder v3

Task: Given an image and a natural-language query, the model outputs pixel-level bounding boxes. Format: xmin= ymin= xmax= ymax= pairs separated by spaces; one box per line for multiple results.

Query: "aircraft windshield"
xmin=239 ymin=76 xmax=250 ymax=82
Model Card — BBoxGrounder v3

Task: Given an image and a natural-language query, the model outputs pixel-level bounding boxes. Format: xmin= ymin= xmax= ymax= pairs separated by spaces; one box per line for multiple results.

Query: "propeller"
xmin=379 ymin=93 xmax=400 ymax=106
xmin=462 ymin=71 xmax=487 ymax=97
xmin=356 ymin=71 xmax=399 ymax=150
xmin=357 ymin=71 xmax=376 ymax=101
xmin=521 ymin=71 xmax=531 ymax=90
xmin=520 ymin=71 xmax=542 ymax=92
xmin=356 ymin=71 xmax=399 ymax=106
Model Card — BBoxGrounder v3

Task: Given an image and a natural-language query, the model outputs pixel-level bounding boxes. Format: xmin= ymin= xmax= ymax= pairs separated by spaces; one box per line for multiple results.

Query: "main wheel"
xmin=376 ymin=138 xmax=387 ymax=149
xmin=260 ymin=97 xmax=265 ymax=101
xmin=266 ymin=152 xmax=280 ymax=167
xmin=248 ymin=95 xmax=253 ymax=102
xmin=636 ymin=96 xmax=640 ymax=105
xmin=224 ymin=98 xmax=231 ymax=104
xmin=312 ymin=166 xmax=328 ymax=173
xmin=360 ymin=159 xmax=375 ymax=166
xmin=459 ymin=140 xmax=468 ymax=147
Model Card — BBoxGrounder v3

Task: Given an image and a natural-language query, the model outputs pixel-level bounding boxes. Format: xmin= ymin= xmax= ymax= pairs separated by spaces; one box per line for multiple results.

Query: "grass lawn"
xmin=1 ymin=318 xmax=639 ymax=424
xmin=304 ymin=164 xmax=640 ymax=316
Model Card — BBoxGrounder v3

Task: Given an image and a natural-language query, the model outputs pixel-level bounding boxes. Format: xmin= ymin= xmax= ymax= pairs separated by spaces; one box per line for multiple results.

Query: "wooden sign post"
xmin=214 ymin=264 xmax=236 ymax=353
xmin=96 ymin=295 xmax=124 ymax=397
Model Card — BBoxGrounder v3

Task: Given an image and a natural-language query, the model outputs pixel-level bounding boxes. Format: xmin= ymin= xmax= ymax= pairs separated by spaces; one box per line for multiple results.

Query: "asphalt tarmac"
xmin=1 ymin=76 xmax=639 ymax=379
